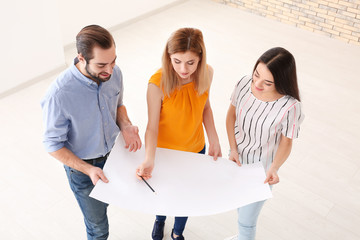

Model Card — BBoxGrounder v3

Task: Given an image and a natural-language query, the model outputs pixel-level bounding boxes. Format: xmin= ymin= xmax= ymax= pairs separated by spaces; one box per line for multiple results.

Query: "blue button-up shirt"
xmin=41 ymin=59 xmax=123 ymax=159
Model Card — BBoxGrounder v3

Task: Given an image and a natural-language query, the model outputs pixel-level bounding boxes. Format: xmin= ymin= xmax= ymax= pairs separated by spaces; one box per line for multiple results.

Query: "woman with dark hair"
xmin=225 ymin=47 xmax=304 ymax=240
xmin=136 ymin=28 xmax=222 ymax=240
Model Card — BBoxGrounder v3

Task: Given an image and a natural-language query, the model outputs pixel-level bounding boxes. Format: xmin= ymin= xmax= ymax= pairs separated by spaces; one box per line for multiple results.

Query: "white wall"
xmin=0 ymin=0 xmax=182 ymax=97
xmin=57 ymin=0 xmax=183 ymax=47
xmin=0 ymin=0 xmax=65 ymax=96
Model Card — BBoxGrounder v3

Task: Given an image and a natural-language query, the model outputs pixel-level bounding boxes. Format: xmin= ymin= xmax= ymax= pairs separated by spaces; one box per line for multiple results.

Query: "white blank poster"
xmin=90 ymin=134 xmax=272 ymax=216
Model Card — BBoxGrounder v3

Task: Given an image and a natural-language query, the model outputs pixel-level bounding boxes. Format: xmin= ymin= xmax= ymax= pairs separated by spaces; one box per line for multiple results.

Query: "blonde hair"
xmin=161 ymin=28 xmax=210 ymax=96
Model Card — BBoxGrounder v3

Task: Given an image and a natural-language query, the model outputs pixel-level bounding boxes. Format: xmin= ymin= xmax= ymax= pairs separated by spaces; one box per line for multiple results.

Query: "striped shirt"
xmin=230 ymin=75 xmax=304 ymax=170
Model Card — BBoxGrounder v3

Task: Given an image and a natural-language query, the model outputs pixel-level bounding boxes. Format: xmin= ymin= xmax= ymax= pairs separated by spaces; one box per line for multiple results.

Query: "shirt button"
xmin=101 ymin=106 xmax=104 ymax=110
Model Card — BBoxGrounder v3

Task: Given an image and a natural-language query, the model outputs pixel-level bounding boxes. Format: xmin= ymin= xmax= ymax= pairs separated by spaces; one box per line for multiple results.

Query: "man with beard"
xmin=41 ymin=25 xmax=142 ymax=239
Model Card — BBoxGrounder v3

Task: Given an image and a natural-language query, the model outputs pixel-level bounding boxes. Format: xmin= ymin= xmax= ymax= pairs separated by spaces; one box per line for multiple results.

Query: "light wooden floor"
xmin=1 ymin=0 xmax=360 ymax=239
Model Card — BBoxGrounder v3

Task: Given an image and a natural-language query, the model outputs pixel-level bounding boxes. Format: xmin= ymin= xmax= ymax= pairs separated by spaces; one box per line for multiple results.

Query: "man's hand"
xmin=88 ymin=166 xmax=109 ymax=185
xmin=122 ymin=125 xmax=142 ymax=152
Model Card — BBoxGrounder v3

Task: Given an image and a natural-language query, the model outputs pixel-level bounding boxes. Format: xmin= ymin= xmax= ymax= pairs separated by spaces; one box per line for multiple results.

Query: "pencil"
xmin=140 ymin=175 xmax=157 ymax=194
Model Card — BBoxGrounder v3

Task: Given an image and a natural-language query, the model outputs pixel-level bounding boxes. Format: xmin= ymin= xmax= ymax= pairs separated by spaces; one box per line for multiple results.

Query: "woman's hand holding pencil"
xmin=136 ymin=162 xmax=156 ymax=194
xmin=136 ymin=161 xmax=154 ymax=180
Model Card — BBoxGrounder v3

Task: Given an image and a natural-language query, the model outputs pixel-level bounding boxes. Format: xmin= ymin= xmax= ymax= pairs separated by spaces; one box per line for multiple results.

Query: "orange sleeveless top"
xmin=149 ymin=69 xmax=208 ymax=153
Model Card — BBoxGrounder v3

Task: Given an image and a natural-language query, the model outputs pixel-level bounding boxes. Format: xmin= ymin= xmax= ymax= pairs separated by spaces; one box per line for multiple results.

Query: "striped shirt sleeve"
xmin=230 ymin=76 xmax=250 ymax=106
xmin=281 ymin=101 xmax=304 ymax=139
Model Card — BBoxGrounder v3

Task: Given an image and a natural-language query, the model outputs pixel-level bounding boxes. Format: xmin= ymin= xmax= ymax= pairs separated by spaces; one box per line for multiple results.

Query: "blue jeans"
xmin=155 ymin=145 xmax=206 ymax=236
xmin=236 ymin=185 xmax=272 ymax=240
xmin=156 ymin=215 xmax=187 ymax=236
xmin=236 ymin=200 xmax=266 ymax=240
xmin=64 ymin=160 xmax=109 ymax=240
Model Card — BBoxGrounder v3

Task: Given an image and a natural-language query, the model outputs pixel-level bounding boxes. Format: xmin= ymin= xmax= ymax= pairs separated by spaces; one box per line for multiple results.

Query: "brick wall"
xmin=213 ymin=0 xmax=360 ymax=46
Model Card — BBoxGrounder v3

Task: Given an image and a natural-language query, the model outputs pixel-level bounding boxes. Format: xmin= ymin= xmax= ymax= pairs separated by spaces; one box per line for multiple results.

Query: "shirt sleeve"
xmin=117 ymin=68 xmax=124 ymax=107
xmin=230 ymin=85 xmax=237 ymax=107
xmin=41 ymin=95 xmax=69 ymax=152
xmin=281 ymin=101 xmax=304 ymax=139
xmin=230 ymin=76 xmax=249 ymax=107
xmin=148 ymin=69 xmax=162 ymax=86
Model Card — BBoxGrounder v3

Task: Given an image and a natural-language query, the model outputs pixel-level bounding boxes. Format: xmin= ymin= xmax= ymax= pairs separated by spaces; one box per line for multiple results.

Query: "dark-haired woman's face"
xmin=252 ymin=62 xmax=278 ymax=95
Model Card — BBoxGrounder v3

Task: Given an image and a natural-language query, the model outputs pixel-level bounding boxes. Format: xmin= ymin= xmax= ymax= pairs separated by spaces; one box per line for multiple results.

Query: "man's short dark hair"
xmin=76 ymin=25 xmax=115 ymax=62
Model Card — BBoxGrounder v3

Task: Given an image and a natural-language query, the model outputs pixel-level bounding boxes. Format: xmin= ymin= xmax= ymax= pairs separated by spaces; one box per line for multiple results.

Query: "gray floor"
xmin=1 ymin=0 xmax=360 ymax=239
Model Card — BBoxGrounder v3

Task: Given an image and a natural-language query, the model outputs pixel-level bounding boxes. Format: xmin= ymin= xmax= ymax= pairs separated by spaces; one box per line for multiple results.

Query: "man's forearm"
xmin=49 ymin=147 xmax=92 ymax=175
xmin=116 ymin=105 xmax=132 ymax=130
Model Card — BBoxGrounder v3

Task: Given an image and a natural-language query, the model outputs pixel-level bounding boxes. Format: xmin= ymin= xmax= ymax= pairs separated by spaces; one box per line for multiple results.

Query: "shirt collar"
xmin=70 ymin=57 xmax=99 ymax=88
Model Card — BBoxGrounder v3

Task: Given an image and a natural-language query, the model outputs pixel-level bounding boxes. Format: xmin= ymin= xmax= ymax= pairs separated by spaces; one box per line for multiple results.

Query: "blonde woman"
xmin=137 ymin=28 xmax=222 ymax=240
